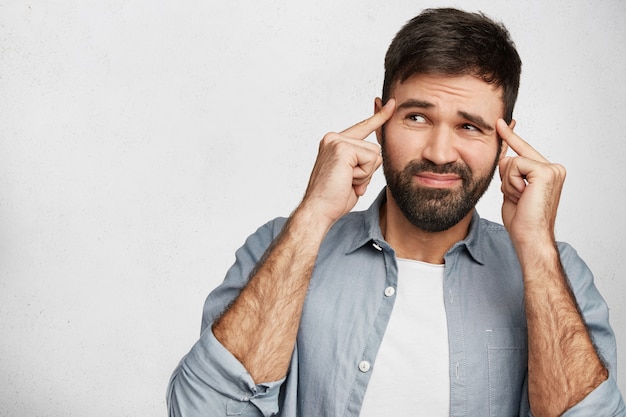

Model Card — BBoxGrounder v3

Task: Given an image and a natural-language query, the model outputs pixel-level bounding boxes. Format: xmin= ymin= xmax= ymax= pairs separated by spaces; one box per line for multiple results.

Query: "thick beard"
xmin=382 ymin=145 xmax=499 ymax=233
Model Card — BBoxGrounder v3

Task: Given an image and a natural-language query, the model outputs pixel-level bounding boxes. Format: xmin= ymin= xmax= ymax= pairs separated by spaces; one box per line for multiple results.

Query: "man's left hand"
xmin=496 ymin=118 xmax=567 ymax=252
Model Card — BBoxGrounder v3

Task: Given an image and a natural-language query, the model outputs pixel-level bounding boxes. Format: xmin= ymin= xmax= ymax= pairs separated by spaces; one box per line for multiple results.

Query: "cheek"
xmin=460 ymin=144 xmax=500 ymax=173
xmin=383 ymin=140 xmax=420 ymax=173
xmin=383 ymin=125 xmax=425 ymax=159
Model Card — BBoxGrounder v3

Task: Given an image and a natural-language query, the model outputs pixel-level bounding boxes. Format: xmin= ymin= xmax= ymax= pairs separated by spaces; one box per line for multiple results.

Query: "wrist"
xmin=295 ymin=196 xmax=344 ymax=231
xmin=515 ymin=240 xmax=562 ymax=283
xmin=289 ymin=202 xmax=337 ymax=244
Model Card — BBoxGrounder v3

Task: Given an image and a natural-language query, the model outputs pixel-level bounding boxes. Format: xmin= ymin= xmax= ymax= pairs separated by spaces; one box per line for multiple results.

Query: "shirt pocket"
xmin=487 ymin=328 xmax=528 ymax=417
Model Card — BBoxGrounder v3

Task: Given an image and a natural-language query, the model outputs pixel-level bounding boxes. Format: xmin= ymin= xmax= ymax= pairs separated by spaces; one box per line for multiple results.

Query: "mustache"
xmin=404 ymin=160 xmax=472 ymax=181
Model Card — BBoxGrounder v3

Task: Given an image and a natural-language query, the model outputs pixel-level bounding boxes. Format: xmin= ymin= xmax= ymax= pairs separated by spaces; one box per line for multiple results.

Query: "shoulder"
xmin=327 ymin=209 xmax=373 ymax=243
xmin=476 ymin=216 xmax=581 ymax=260
xmin=475 ymin=216 xmax=581 ymax=253
xmin=476 ymin=216 xmax=509 ymax=237
xmin=473 ymin=215 xmax=587 ymax=274
xmin=243 ymin=217 xmax=289 ymax=246
xmin=470 ymin=216 xmax=517 ymax=257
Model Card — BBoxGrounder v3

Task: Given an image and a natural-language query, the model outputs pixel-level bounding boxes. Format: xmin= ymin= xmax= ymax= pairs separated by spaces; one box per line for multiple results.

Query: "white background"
xmin=1 ymin=1 xmax=625 ymax=415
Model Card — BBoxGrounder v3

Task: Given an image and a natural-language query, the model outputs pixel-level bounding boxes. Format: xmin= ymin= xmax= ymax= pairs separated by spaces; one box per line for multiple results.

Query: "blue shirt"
xmin=168 ymin=190 xmax=625 ymax=416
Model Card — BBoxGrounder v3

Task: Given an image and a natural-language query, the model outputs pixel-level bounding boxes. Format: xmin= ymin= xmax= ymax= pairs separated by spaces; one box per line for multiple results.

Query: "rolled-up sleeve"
xmin=167 ymin=327 xmax=284 ymax=417
xmin=556 ymin=243 xmax=625 ymax=416
xmin=167 ymin=218 xmax=289 ymax=417
xmin=561 ymin=374 xmax=625 ymax=416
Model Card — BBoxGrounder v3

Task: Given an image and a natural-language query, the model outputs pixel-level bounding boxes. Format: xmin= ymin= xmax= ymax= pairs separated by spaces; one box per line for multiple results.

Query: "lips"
xmin=414 ymin=172 xmax=463 ymax=188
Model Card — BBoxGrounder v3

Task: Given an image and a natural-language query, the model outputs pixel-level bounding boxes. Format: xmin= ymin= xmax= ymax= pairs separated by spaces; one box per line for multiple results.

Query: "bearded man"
xmin=168 ymin=8 xmax=624 ymax=417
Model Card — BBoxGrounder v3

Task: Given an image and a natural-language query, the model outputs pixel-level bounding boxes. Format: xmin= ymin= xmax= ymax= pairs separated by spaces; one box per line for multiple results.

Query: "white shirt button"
xmin=358 ymin=360 xmax=371 ymax=373
xmin=384 ymin=286 xmax=395 ymax=297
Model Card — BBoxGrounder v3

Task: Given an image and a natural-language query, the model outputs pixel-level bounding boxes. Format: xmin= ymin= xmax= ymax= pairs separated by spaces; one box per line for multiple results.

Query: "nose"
xmin=421 ymin=126 xmax=459 ymax=165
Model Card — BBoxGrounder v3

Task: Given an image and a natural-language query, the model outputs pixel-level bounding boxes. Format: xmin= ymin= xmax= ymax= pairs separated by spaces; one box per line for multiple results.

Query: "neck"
xmin=379 ymin=193 xmax=474 ymax=265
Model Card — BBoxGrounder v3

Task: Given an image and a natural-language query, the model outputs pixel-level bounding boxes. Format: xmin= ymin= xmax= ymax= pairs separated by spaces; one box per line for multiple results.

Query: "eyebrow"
xmin=396 ymin=99 xmax=495 ymax=133
xmin=458 ymin=111 xmax=494 ymax=133
xmin=396 ymin=99 xmax=435 ymax=111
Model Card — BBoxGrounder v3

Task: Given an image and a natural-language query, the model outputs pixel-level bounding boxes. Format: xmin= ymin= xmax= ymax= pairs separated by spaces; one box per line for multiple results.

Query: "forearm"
xmin=521 ymin=243 xmax=607 ymax=416
xmin=168 ymin=100 xmax=393 ymax=414
xmin=212 ymin=205 xmax=332 ymax=383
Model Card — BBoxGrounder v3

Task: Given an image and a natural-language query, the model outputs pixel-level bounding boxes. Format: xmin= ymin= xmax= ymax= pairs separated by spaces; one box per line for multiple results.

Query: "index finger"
xmin=496 ymin=118 xmax=549 ymax=163
xmin=340 ymin=98 xmax=396 ymax=140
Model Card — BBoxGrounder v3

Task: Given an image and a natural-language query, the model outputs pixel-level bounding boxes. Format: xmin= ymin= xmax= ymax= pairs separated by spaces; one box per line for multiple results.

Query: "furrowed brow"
xmin=396 ymin=99 xmax=435 ymax=111
xmin=458 ymin=111 xmax=494 ymax=133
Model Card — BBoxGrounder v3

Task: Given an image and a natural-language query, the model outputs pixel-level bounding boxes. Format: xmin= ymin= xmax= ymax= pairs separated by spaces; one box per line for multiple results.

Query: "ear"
xmin=374 ymin=97 xmax=384 ymax=145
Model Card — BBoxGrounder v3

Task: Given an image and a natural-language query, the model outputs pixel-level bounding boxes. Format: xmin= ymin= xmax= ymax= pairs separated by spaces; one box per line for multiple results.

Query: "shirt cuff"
xmin=171 ymin=327 xmax=285 ymax=416
xmin=561 ymin=373 xmax=625 ymax=417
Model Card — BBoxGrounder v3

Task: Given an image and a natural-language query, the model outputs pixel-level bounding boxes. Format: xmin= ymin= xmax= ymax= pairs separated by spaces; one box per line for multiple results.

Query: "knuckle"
xmin=548 ymin=163 xmax=566 ymax=178
xmin=320 ymin=132 xmax=339 ymax=148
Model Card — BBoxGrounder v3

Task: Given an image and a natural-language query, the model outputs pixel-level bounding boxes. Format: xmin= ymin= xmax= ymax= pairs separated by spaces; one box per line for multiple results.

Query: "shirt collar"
xmin=449 ymin=210 xmax=485 ymax=265
xmin=346 ymin=187 xmax=486 ymax=265
xmin=346 ymin=189 xmax=388 ymax=254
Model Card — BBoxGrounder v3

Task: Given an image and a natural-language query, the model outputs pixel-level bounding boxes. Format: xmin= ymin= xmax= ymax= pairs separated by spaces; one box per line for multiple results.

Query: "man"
xmin=168 ymin=8 xmax=624 ymax=416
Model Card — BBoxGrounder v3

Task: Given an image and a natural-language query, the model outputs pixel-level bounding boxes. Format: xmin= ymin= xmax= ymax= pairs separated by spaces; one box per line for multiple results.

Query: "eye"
xmin=407 ymin=114 xmax=427 ymax=123
xmin=461 ymin=123 xmax=481 ymax=132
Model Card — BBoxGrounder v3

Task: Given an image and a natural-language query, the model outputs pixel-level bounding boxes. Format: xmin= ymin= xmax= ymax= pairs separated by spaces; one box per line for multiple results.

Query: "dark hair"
xmin=382 ymin=8 xmax=522 ymax=123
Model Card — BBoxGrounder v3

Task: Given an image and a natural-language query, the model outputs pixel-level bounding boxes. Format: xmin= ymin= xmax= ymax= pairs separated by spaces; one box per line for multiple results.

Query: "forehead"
xmin=391 ymin=74 xmax=504 ymax=116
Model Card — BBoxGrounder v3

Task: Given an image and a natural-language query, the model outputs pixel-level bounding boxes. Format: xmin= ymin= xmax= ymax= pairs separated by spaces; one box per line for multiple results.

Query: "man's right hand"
xmin=212 ymin=99 xmax=395 ymax=384
xmin=299 ymin=98 xmax=396 ymax=227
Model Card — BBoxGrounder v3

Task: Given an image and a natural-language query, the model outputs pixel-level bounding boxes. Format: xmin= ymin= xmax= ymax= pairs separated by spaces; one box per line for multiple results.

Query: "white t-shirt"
xmin=359 ymin=258 xmax=450 ymax=416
